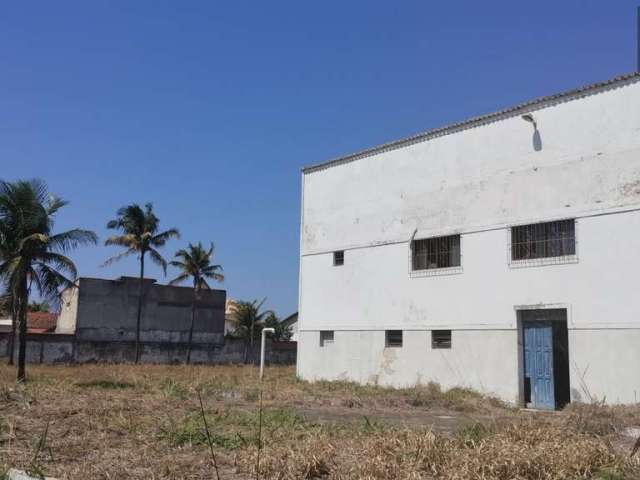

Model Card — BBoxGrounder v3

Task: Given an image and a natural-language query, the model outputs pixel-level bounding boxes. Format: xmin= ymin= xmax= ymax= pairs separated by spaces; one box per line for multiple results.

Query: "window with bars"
xmin=411 ymin=235 xmax=461 ymax=271
xmin=333 ymin=250 xmax=344 ymax=266
xmin=431 ymin=330 xmax=452 ymax=349
xmin=320 ymin=330 xmax=334 ymax=346
xmin=385 ymin=330 xmax=403 ymax=347
xmin=511 ymin=219 xmax=575 ymax=261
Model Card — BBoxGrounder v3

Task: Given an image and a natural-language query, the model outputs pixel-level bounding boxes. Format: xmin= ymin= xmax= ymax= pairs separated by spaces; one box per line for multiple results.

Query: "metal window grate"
xmin=385 ymin=330 xmax=403 ymax=347
xmin=412 ymin=235 xmax=461 ymax=271
xmin=333 ymin=251 xmax=344 ymax=266
xmin=320 ymin=330 xmax=334 ymax=346
xmin=431 ymin=330 xmax=451 ymax=349
xmin=511 ymin=220 xmax=575 ymax=261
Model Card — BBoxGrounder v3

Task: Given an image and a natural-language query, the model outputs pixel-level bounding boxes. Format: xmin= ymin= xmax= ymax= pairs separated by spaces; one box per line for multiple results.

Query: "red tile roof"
xmin=27 ymin=312 xmax=57 ymax=332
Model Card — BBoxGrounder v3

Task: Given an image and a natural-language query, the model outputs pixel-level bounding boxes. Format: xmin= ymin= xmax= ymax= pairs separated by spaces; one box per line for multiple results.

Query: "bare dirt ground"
xmin=1 ymin=364 xmax=639 ymax=479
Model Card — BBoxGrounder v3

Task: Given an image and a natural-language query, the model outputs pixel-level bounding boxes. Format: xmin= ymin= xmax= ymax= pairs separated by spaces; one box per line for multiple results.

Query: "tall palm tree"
xmin=228 ymin=299 xmax=272 ymax=364
xmin=103 ymin=203 xmax=179 ymax=363
xmin=169 ymin=242 xmax=224 ymax=364
xmin=0 ymin=179 xmax=97 ymax=381
xmin=0 ymin=209 xmax=19 ymax=366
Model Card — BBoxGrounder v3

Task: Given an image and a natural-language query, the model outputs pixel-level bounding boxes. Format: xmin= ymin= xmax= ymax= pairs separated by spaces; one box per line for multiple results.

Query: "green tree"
xmin=28 ymin=301 xmax=50 ymax=312
xmin=169 ymin=242 xmax=224 ymax=364
xmin=0 ymin=179 xmax=97 ymax=381
xmin=264 ymin=312 xmax=292 ymax=342
xmin=228 ymin=299 xmax=272 ymax=363
xmin=103 ymin=203 xmax=179 ymax=364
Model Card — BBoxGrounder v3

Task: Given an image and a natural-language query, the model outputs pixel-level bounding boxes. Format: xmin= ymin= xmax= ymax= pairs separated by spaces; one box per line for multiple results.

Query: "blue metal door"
xmin=523 ymin=320 xmax=555 ymax=410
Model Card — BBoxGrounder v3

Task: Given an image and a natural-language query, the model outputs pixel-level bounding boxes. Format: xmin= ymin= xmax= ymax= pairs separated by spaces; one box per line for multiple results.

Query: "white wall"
xmin=302 ymin=78 xmax=640 ymax=255
xmin=56 ymin=287 xmax=78 ymax=334
xmin=298 ymin=77 xmax=640 ymax=404
xmin=298 ymin=330 xmax=520 ymax=402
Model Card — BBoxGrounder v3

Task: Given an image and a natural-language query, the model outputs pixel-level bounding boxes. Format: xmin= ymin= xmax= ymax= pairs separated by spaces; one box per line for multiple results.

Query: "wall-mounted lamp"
xmin=521 ymin=114 xmax=537 ymax=129
xmin=521 ymin=113 xmax=542 ymax=151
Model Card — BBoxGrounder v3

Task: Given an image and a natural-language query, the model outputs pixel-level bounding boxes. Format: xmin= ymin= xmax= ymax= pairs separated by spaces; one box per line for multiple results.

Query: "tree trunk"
xmin=135 ymin=253 xmax=145 ymax=364
xmin=6 ymin=306 xmax=16 ymax=365
xmin=16 ymin=281 xmax=28 ymax=382
xmin=186 ymin=282 xmax=198 ymax=365
xmin=243 ymin=341 xmax=249 ymax=364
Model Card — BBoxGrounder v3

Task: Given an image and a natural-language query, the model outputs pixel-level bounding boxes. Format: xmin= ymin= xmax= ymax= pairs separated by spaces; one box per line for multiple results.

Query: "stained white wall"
xmin=56 ymin=286 xmax=79 ymax=334
xmin=302 ymin=79 xmax=640 ymax=255
xmin=298 ymin=77 xmax=640 ymax=404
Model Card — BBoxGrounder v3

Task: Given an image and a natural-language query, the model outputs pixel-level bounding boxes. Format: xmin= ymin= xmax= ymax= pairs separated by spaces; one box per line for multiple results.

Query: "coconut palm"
xmin=0 ymin=179 xmax=97 ymax=381
xmin=263 ymin=312 xmax=293 ymax=342
xmin=103 ymin=203 xmax=179 ymax=363
xmin=168 ymin=242 xmax=224 ymax=364
xmin=228 ymin=299 xmax=272 ymax=363
xmin=0 ymin=209 xmax=18 ymax=365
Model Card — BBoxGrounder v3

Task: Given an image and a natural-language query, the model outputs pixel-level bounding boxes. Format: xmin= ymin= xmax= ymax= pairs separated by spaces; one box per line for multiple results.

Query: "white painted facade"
xmin=297 ymin=74 xmax=640 ymax=406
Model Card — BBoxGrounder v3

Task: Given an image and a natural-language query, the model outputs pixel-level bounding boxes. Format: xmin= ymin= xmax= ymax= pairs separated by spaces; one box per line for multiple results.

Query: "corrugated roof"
xmin=302 ymin=72 xmax=640 ymax=174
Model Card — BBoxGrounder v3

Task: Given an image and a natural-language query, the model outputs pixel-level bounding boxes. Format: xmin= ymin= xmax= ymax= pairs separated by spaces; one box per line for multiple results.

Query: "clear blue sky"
xmin=0 ymin=1 xmax=637 ymax=316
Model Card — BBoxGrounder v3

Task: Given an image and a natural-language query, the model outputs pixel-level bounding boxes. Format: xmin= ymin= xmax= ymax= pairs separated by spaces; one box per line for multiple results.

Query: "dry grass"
xmin=1 ymin=364 xmax=639 ymax=479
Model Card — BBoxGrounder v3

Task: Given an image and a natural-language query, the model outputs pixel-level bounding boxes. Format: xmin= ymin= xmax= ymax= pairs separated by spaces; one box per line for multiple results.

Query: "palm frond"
xmin=204 ymin=270 xmax=224 ymax=282
xmin=18 ymin=233 xmax=48 ymax=250
xmin=38 ymin=252 xmax=78 ymax=280
xmin=148 ymin=247 xmax=168 ymax=275
xmin=151 ymin=228 xmax=180 ymax=247
xmin=169 ymin=259 xmax=187 ymax=268
xmin=32 ymin=262 xmax=74 ymax=305
xmin=102 ymin=248 xmax=138 ymax=267
xmin=46 ymin=195 xmax=69 ymax=216
xmin=168 ymin=272 xmax=190 ymax=286
xmin=49 ymin=229 xmax=98 ymax=253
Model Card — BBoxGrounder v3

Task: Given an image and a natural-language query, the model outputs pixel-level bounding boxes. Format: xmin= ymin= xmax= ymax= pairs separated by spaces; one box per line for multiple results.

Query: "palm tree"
xmin=263 ymin=312 xmax=293 ymax=342
xmin=228 ymin=299 xmax=272 ymax=363
xmin=0 ymin=179 xmax=97 ymax=381
xmin=103 ymin=203 xmax=179 ymax=363
xmin=169 ymin=242 xmax=224 ymax=364
xmin=0 ymin=210 xmax=19 ymax=366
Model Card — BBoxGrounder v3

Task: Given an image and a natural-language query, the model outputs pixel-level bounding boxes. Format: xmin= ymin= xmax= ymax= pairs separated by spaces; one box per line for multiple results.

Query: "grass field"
xmin=1 ymin=364 xmax=639 ymax=479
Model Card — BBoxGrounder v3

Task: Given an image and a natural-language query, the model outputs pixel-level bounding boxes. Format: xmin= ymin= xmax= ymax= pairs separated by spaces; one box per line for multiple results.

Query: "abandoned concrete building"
xmin=297 ymin=72 xmax=640 ymax=409
xmin=0 ymin=276 xmax=296 ymax=364
xmin=56 ymin=276 xmax=226 ymax=362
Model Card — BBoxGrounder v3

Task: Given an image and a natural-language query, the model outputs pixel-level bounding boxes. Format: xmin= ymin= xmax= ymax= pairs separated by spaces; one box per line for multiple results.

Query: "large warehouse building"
xmin=297 ymin=72 xmax=640 ymax=409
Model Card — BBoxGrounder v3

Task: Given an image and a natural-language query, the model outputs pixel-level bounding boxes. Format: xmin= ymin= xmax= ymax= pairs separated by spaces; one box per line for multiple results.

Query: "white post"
xmin=260 ymin=328 xmax=275 ymax=381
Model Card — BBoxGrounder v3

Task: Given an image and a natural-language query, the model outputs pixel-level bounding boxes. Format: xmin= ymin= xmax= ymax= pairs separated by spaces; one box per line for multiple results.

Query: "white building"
xmin=297 ymin=72 xmax=640 ymax=409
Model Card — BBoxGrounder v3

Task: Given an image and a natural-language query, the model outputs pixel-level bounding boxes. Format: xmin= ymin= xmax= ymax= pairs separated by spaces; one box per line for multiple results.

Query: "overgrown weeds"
xmin=75 ymin=379 xmax=135 ymax=390
xmin=563 ymin=402 xmax=624 ymax=436
xmin=160 ymin=378 xmax=189 ymax=399
xmin=1 ymin=364 xmax=639 ymax=479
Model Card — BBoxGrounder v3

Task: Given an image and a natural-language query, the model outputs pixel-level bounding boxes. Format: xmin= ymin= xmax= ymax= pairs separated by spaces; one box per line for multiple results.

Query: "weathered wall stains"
xmin=59 ymin=277 xmax=226 ymax=345
xmin=0 ymin=333 xmax=297 ymax=365
xmin=301 ymin=79 xmax=640 ymax=255
xmin=298 ymin=76 xmax=640 ymax=405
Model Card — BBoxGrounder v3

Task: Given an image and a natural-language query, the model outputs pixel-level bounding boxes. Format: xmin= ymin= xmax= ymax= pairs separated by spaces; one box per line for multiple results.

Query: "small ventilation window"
xmin=431 ymin=330 xmax=452 ymax=349
xmin=385 ymin=330 xmax=403 ymax=348
xmin=333 ymin=251 xmax=344 ymax=266
xmin=320 ymin=330 xmax=334 ymax=347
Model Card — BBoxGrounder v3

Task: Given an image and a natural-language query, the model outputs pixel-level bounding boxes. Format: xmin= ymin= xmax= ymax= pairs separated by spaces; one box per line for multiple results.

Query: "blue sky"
xmin=0 ymin=1 xmax=637 ymax=316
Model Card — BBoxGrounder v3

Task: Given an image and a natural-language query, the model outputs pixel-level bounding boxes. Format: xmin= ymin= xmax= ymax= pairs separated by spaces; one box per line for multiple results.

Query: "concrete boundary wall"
xmin=0 ymin=333 xmax=296 ymax=365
